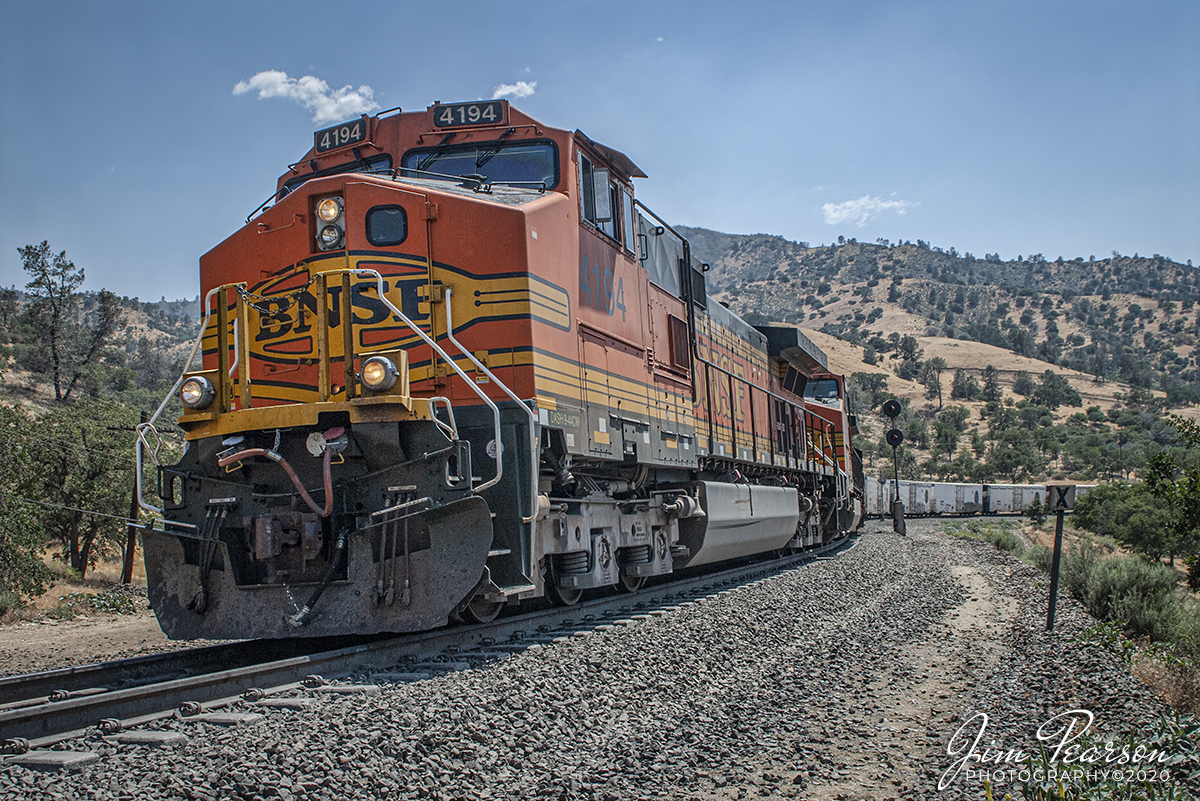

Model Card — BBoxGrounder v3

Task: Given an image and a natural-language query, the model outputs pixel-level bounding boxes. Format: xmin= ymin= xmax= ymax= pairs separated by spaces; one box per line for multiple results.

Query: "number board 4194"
xmin=434 ymin=100 xmax=506 ymax=128
xmin=314 ymin=119 xmax=368 ymax=153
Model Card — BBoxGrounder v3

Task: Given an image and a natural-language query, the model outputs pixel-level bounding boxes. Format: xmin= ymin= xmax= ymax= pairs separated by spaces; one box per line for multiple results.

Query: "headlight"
xmin=318 ymin=224 xmax=343 ymax=249
xmin=361 ymin=356 xmax=398 ymax=392
xmin=181 ymin=376 xmax=215 ymax=410
xmin=317 ymin=197 xmax=343 ymax=222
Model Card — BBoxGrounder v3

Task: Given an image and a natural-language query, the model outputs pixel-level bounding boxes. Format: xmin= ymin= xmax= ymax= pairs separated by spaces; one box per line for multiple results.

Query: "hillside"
xmin=681 ymin=227 xmax=1199 ymax=404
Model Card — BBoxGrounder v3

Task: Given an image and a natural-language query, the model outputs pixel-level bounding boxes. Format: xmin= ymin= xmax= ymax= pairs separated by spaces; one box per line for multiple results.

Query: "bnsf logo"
xmin=253 ymin=278 xmax=425 ymax=343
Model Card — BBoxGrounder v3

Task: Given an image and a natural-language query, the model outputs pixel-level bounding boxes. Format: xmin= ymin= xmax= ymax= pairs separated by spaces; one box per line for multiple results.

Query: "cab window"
xmin=622 ymin=190 xmax=636 ymax=253
xmin=578 ymin=151 xmax=632 ymax=251
xmin=401 ymin=140 xmax=558 ymax=189
xmin=804 ymin=378 xmax=840 ymax=400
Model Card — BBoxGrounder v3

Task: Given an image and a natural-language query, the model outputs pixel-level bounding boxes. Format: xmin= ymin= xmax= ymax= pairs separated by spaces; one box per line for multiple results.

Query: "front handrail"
xmin=136 ymin=284 xmax=231 ymax=513
xmin=349 ymin=268 xmax=504 ymax=493
xmin=443 ymin=287 xmax=539 ymax=523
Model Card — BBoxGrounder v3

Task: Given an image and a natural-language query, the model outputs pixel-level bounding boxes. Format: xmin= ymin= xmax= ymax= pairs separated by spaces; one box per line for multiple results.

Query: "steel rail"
xmin=0 ymin=634 xmax=395 ymax=708
xmin=1 ymin=532 xmax=855 ymax=752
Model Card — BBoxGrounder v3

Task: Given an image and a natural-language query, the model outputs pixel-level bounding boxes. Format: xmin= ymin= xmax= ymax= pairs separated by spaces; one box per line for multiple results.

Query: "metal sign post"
xmin=1045 ymin=484 xmax=1076 ymax=631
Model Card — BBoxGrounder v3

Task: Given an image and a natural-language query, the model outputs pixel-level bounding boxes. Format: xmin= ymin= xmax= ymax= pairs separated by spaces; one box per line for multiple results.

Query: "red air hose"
xmin=217 ymin=447 xmax=334 ymax=517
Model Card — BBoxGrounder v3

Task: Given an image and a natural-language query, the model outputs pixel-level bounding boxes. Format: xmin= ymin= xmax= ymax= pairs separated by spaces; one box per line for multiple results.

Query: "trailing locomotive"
xmin=136 ymin=100 xmax=863 ymax=640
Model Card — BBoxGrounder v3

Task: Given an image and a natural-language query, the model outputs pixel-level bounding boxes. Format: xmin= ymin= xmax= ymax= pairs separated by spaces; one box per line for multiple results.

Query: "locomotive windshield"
xmin=804 ymin=378 xmax=840 ymax=400
xmin=401 ymin=140 xmax=559 ymax=188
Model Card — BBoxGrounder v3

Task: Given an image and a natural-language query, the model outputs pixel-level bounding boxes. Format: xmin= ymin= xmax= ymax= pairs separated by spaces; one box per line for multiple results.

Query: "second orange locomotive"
xmin=139 ymin=100 xmax=863 ymax=639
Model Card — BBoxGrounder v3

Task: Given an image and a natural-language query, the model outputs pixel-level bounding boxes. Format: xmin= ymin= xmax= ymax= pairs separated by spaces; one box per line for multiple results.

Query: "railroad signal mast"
xmin=882 ymin=399 xmax=905 ymax=536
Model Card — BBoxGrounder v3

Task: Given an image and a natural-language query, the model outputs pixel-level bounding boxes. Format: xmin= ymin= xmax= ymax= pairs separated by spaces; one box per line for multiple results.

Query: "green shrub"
xmin=985 ymin=528 xmax=1026 ymax=556
xmin=1061 ymin=541 xmax=1101 ymax=601
xmin=1173 ymin=599 xmax=1200 ymax=664
xmin=1022 ymin=544 xmax=1054 ymax=571
xmin=1024 ymin=495 xmax=1046 ymax=526
xmin=0 ymin=590 xmax=22 ymax=617
xmin=1081 ymin=556 xmax=1178 ymax=642
xmin=942 ymin=520 xmax=1026 ymax=556
xmin=1072 ymin=482 xmax=1173 ymax=560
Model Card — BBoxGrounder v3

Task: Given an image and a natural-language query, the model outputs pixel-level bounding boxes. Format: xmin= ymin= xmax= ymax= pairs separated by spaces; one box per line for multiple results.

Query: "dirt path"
xmin=0 ymin=611 xmax=213 ymax=676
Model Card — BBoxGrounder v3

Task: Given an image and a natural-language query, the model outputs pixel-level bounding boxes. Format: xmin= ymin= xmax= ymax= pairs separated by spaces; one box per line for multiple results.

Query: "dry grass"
xmin=1133 ymin=655 xmax=1200 ymax=715
xmin=1 ymin=546 xmax=147 ymax=624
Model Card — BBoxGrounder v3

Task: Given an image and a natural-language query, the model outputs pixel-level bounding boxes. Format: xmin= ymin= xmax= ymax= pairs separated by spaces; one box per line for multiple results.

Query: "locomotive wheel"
xmin=618 ymin=575 xmax=645 ymax=593
xmin=547 ymin=581 xmax=582 ymax=606
xmin=462 ymin=594 xmax=505 ymax=624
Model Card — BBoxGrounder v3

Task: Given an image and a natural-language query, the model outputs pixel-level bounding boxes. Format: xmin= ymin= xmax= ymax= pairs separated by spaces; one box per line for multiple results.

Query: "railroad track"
xmin=1 ymin=533 xmax=857 ymax=760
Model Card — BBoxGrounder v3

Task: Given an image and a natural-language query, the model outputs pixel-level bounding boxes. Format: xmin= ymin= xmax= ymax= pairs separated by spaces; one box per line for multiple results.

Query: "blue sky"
xmin=2 ymin=1 xmax=1197 ymax=301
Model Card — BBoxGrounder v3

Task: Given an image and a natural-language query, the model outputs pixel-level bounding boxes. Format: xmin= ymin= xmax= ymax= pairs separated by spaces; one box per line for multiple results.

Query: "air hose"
xmin=288 ymin=529 xmax=347 ymax=627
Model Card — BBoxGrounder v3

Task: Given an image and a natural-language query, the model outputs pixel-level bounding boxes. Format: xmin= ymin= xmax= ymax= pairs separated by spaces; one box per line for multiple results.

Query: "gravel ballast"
xmin=1 ymin=519 xmax=1185 ymax=800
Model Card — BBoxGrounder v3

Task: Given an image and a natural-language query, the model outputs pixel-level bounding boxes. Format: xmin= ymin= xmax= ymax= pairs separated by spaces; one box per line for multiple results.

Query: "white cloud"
xmin=492 ymin=80 xmax=537 ymax=99
xmin=822 ymin=195 xmax=915 ymax=227
xmin=232 ymin=70 xmax=379 ymax=124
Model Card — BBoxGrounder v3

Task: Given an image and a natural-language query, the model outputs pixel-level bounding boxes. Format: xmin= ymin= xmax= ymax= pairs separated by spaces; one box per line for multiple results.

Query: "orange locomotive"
xmin=136 ymin=100 xmax=863 ymax=639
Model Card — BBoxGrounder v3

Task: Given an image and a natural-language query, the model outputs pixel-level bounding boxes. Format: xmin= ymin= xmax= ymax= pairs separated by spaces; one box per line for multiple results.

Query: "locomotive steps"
xmin=2 ymin=519 xmax=1179 ymax=801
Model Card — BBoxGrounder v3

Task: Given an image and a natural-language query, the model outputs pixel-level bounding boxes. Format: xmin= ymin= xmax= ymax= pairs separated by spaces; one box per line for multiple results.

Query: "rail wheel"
xmin=618 ymin=575 xmax=645 ymax=593
xmin=543 ymin=556 xmax=584 ymax=606
xmin=462 ymin=593 xmax=505 ymax=624
xmin=547 ymin=581 xmax=582 ymax=606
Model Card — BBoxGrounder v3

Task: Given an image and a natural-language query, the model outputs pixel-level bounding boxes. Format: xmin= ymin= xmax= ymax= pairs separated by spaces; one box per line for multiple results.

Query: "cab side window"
xmin=578 ymin=150 xmax=634 ymax=255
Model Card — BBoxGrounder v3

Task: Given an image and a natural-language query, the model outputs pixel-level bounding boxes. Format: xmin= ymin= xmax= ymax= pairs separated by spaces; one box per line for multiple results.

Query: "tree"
xmin=897 ymin=335 xmax=922 ymax=362
xmin=981 ymin=365 xmax=1002 ymax=402
xmin=1032 ymin=370 xmax=1082 ymax=411
xmin=931 ymin=406 xmax=971 ymax=457
xmin=1146 ymin=415 xmax=1200 ymax=588
xmin=950 ymin=368 xmax=980 ymax=401
xmin=20 ymin=400 xmax=137 ymax=578
xmin=920 ymin=357 xmax=947 ymax=410
xmin=1012 ymin=370 xmax=1036 ymax=396
xmin=0 ymin=287 xmax=17 ymax=328
xmin=1074 ymin=483 xmax=1174 ymax=562
xmin=18 ymin=242 xmax=123 ymax=401
xmin=1024 ymin=496 xmax=1046 ymax=526
xmin=904 ymin=415 xmax=929 ymax=448
xmin=848 ymin=372 xmax=892 ymax=411
xmin=0 ymin=406 xmax=55 ymax=602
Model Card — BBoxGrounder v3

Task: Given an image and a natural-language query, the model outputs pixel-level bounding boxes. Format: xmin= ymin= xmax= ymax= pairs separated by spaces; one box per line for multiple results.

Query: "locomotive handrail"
xmin=349 ymin=268 xmax=504 ymax=493
xmin=426 ymin=397 xmax=459 ymax=440
xmin=136 ymin=283 xmax=229 ymax=514
xmin=443 ymin=286 xmax=540 ymax=524
xmin=632 ymin=200 xmax=690 ymax=250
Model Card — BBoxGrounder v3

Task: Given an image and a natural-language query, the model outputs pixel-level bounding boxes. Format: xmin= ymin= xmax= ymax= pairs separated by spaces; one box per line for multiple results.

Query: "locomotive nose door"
xmin=342 ymin=181 xmax=439 ymax=387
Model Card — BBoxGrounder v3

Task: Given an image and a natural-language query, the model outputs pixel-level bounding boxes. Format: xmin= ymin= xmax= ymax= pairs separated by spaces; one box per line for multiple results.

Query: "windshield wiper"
xmin=474 ymin=128 xmax=516 ymax=171
xmin=416 ymin=133 xmax=456 ymax=172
